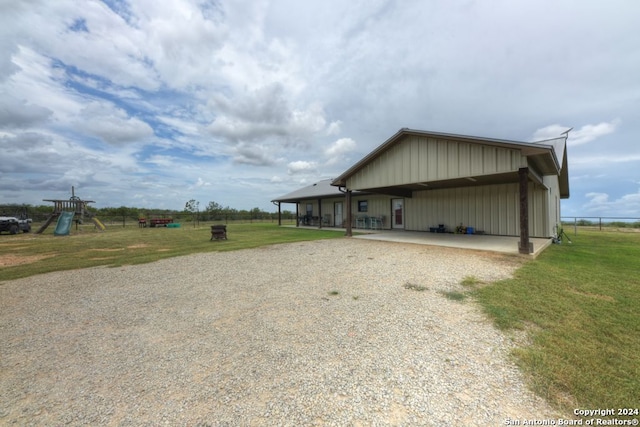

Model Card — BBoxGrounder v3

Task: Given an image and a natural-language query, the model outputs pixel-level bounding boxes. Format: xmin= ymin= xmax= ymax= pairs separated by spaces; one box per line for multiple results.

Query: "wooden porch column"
xmin=277 ymin=202 xmax=281 ymax=226
xmin=345 ymin=190 xmax=352 ymax=237
xmin=519 ymin=167 xmax=533 ymax=254
xmin=296 ymin=203 xmax=300 ymax=227
xmin=318 ymin=198 xmax=322 ymax=229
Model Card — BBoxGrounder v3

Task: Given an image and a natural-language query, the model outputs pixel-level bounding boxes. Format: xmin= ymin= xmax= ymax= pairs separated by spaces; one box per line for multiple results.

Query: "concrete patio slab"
xmin=285 ymin=225 xmax=552 ymax=256
xmin=352 ymin=230 xmax=552 ymax=256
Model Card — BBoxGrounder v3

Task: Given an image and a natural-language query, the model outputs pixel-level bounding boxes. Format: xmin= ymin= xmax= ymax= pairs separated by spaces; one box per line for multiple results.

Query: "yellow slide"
xmin=91 ymin=217 xmax=106 ymax=231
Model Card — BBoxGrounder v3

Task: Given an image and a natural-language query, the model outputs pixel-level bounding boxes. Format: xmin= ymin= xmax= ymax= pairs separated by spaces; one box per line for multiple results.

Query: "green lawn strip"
xmin=474 ymin=231 xmax=640 ymax=414
xmin=0 ymin=223 xmax=344 ymax=281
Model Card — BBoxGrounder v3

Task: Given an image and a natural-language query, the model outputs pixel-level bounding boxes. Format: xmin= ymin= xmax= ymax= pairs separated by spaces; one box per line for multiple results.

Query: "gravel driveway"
xmin=1 ymin=238 xmax=560 ymax=425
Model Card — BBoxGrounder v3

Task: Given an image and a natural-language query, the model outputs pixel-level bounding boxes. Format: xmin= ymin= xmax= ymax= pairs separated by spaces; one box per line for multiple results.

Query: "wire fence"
xmin=26 ymin=212 xmax=299 ymax=229
xmin=561 ymin=217 xmax=640 ymax=235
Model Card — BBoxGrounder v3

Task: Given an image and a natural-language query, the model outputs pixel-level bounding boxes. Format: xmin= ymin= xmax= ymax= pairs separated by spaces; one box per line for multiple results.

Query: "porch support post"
xmin=318 ymin=198 xmax=322 ymax=229
xmin=296 ymin=203 xmax=300 ymax=227
xmin=345 ymin=190 xmax=352 ymax=237
xmin=519 ymin=167 xmax=533 ymax=254
xmin=277 ymin=202 xmax=281 ymax=226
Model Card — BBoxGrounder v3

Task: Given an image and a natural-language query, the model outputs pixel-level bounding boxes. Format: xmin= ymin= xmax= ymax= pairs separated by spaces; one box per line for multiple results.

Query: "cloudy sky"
xmin=1 ymin=0 xmax=638 ymax=218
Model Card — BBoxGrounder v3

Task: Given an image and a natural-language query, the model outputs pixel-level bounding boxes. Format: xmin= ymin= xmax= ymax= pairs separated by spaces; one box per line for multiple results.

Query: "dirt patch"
xmin=616 ymin=228 xmax=640 ymax=233
xmin=127 ymin=244 xmax=149 ymax=249
xmin=0 ymin=245 xmax=29 ymax=251
xmin=89 ymin=245 xmax=148 ymax=252
xmin=0 ymin=254 xmax=55 ymax=268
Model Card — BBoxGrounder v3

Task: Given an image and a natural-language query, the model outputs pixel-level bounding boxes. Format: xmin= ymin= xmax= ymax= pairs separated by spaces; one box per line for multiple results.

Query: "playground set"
xmin=36 ymin=187 xmax=106 ymax=236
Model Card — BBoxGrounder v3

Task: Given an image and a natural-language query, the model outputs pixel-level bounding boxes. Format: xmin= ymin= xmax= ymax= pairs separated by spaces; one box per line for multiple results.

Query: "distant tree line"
xmin=0 ymin=202 xmax=295 ymax=223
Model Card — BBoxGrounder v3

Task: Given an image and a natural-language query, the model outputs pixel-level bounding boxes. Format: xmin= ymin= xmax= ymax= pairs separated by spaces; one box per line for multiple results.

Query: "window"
xmin=358 ymin=200 xmax=368 ymax=212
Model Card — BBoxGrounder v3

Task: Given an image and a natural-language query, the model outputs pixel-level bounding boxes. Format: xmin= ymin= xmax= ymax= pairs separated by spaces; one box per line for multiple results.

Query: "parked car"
xmin=0 ymin=216 xmax=31 ymax=234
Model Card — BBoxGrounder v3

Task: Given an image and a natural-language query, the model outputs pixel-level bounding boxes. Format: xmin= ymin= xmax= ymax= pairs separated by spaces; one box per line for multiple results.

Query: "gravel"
xmin=0 ymin=238 xmax=561 ymax=425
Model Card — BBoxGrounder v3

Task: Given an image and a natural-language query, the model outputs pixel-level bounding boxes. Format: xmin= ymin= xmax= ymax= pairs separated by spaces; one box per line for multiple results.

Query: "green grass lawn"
xmin=473 ymin=230 xmax=640 ymax=415
xmin=0 ymin=222 xmax=343 ymax=281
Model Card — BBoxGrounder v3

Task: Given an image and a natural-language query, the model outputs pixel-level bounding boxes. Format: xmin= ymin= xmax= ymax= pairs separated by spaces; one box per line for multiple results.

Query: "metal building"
xmin=273 ymin=128 xmax=569 ymax=254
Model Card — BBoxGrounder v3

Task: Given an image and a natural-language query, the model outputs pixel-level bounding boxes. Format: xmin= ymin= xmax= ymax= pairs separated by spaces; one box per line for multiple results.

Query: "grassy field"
xmin=0 ymin=222 xmax=343 ymax=281
xmin=473 ymin=230 xmax=640 ymax=415
xmin=2 ymin=224 xmax=638 ymax=415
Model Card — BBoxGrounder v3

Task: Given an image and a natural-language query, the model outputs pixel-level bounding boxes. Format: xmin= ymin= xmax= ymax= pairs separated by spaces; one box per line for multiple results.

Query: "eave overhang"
xmin=271 ymin=179 xmax=370 ymax=203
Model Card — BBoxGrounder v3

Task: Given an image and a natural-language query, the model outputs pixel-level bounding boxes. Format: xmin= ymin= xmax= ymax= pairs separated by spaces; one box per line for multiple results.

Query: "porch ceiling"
xmin=353 ymin=171 xmax=523 ymax=198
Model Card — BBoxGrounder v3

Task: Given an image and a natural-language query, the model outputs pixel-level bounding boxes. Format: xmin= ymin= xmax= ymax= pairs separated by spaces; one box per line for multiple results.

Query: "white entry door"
xmin=334 ymin=202 xmax=343 ymax=227
xmin=391 ymin=198 xmax=404 ymax=229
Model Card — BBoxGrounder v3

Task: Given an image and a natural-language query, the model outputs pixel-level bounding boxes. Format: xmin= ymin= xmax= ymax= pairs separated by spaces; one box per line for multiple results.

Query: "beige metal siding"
xmin=406 ymin=183 xmax=550 ymax=237
xmin=352 ymin=195 xmax=393 ymax=228
xmin=321 ymin=197 xmax=345 ymax=226
xmin=298 ymin=201 xmax=316 ymax=215
xmin=543 ymin=175 xmax=561 ymax=235
xmin=348 ymin=135 xmax=523 ymax=190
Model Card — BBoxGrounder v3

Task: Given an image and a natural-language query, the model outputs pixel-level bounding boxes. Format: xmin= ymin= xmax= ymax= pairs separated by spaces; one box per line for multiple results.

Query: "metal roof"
xmin=330 ymin=128 xmax=569 ymax=198
xmin=271 ymin=179 xmax=345 ymax=203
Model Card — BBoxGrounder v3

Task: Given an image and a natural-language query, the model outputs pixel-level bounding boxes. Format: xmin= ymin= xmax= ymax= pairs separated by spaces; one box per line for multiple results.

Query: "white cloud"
xmin=207 ymin=84 xmax=328 ymax=147
xmin=20 ymin=1 xmax=161 ymax=91
xmin=531 ymin=119 xmax=621 ymax=146
xmin=290 ymin=103 xmax=327 ymax=135
xmin=206 ymin=83 xmax=332 ymax=168
xmin=583 ymin=189 xmax=640 ymax=217
xmin=156 ymin=115 xmax=201 ymax=136
xmin=232 ymin=142 xmax=278 ymax=166
xmin=7 ymin=46 xmax=80 ymax=120
xmin=530 ymin=124 xmax=571 ymax=141
xmin=324 ymin=137 xmax=356 ymax=165
xmin=569 ymin=120 xmax=621 ymax=146
xmin=130 ymin=1 xmax=229 ymax=90
xmin=76 ymin=101 xmax=154 ymax=145
xmin=571 ymin=153 xmax=640 ymax=167
xmin=326 ymin=120 xmax=342 ymax=136
xmin=144 ymin=154 xmax=178 ymax=168
xmin=287 ymin=160 xmax=317 ymax=175
xmin=325 ymin=137 xmax=356 ymax=157
xmin=0 ymin=95 xmax=53 ymax=128
xmin=194 ymin=177 xmax=211 ymax=188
